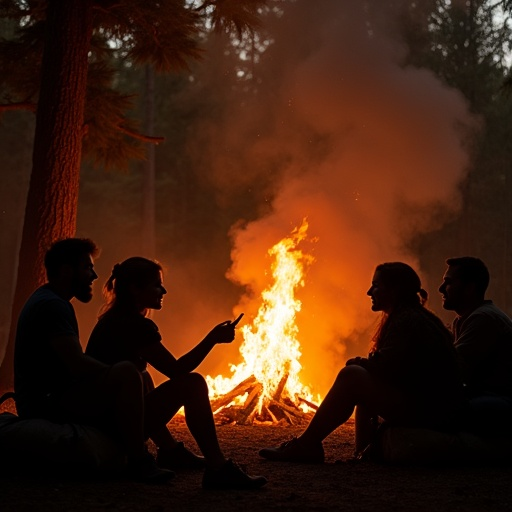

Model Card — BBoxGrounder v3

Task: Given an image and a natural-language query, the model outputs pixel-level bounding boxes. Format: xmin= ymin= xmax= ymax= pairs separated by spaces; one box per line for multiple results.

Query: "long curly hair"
xmin=99 ymin=256 xmax=163 ymax=318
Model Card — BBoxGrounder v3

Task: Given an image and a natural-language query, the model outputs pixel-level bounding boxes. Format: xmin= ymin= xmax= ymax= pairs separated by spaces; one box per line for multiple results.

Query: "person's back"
xmin=453 ymin=300 xmax=512 ymax=398
xmin=14 ymin=284 xmax=79 ymax=418
xmin=364 ymin=303 xmax=464 ymax=430
xmin=86 ymin=306 xmax=159 ymax=372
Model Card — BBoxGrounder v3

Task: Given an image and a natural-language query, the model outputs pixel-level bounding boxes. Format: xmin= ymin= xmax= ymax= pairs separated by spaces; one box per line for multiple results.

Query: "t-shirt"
xmin=14 ymin=285 xmax=79 ymax=418
xmin=452 ymin=300 xmax=512 ymax=398
xmin=86 ymin=308 xmax=161 ymax=372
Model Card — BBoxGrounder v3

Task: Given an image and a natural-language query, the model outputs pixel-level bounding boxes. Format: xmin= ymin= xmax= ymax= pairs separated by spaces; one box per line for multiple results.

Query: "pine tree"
xmin=0 ymin=0 xmax=266 ymax=389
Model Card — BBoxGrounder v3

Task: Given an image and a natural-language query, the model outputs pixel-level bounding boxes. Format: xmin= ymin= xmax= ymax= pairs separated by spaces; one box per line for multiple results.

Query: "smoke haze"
xmin=0 ymin=1 xmax=477 ymax=399
xmin=196 ymin=0 xmax=476 ymax=395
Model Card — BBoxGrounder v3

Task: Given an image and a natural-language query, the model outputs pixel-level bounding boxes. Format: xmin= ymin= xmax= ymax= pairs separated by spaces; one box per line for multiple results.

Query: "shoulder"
xmin=93 ymin=310 xmax=161 ymax=340
xmin=472 ymin=301 xmax=510 ymax=318
xmin=135 ymin=315 xmax=160 ymax=334
xmin=25 ymin=285 xmax=64 ymax=304
xmin=21 ymin=285 xmax=74 ymax=318
xmin=472 ymin=302 xmax=512 ymax=337
xmin=464 ymin=301 xmax=512 ymax=327
xmin=17 ymin=286 xmax=78 ymax=341
xmin=105 ymin=309 xmax=158 ymax=329
xmin=390 ymin=306 xmax=450 ymax=340
xmin=393 ymin=305 xmax=444 ymax=328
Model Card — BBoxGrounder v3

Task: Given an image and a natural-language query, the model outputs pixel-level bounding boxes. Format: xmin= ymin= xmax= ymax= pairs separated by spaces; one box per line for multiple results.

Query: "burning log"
xmin=209 ymin=375 xmax=262 ymax=425
xmin=267 ymin=401 xmax=290 ymax=423
xmin=212 ymin=392 xmax=262 ymax=425
xmin=260 ymin=404 xmax=279 ymax=423
xmin=209 ymin=372 xmax=317 ymax=425
xmin=269 ymin=398 xmax=302 ymax=418
xmin=238 ymin=382 xmax=263 ymax=425
xmin=298 ymin=396 xmax=319 ymax=411
xmin=272 ymin=370 xmax=289 ymax=401
xmin=266 ymin=371 xmax=291 ymax=423
xmin=214 ymin=406 xmax=244 ymax=425
xmin=210 ymin=375 xmax=257 ymax=413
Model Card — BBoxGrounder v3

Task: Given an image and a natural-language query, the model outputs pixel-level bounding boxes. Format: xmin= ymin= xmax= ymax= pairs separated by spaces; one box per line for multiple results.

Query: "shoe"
xmin=202 ymin=459 xmax=267 ymax=490
xmin=126 ymin=452 xmax=176 ymax=484
xmin=157 ymin=442 xmax=206 ymax=470
xmin=259 ymin=437 xmax=324 ymax=463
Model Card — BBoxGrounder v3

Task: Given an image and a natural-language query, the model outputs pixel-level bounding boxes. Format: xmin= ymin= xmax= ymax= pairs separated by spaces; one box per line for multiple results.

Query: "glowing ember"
xmin=206 ymin=219 xmax=320 ymax=424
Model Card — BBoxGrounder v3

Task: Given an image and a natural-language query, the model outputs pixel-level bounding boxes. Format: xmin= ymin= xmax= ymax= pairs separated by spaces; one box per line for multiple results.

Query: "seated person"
xmin=259 ymin=262 xmax=466 ymax=463
xmin=14 ymin=238 xmax=171 ymax=482
xmin=85 ymin=256 xmax=266 ymax=490
xmin=439 ymin=257 xmax=512 ymax=436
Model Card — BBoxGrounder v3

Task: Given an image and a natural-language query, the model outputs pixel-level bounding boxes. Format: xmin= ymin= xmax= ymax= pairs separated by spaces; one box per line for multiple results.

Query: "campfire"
xmin=206 ymin=219 xmax=321 ymax=425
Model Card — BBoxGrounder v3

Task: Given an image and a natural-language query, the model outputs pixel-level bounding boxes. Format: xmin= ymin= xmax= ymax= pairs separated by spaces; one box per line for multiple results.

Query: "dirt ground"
xmin=1 ymin=405 xmax=511 ymax=512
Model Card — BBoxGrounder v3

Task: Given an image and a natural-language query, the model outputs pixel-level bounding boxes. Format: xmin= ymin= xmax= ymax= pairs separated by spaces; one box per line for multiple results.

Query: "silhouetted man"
xmin=13 ymin=238 xmax=172 ymax=481
xmin=439 ymin=256 xmax=512 ymax=435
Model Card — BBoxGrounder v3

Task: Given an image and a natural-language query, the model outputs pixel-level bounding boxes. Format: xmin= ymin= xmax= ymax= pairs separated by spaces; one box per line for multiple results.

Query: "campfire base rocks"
xmin=209 ymin=375 xmax=318 ymax=426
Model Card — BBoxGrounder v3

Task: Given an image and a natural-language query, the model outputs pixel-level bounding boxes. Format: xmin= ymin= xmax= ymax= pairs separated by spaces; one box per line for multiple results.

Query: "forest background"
xmin=1 ymin=0 xmax=512 ymax=399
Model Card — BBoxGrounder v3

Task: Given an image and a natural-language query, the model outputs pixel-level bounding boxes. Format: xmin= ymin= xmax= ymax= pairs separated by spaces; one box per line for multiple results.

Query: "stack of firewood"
xmin=209 ymin=374 xmax=318 ymax=425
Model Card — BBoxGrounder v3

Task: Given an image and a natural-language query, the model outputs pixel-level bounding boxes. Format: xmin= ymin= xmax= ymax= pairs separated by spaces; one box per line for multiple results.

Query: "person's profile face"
xmin=438 ymin=266 xmax=466 ymax=311
xmin=136 ymin=271 xmax=167 ymax=311
xmin=71 ymin=254 xmax=98 ymax=303
xmin=367 ymin=270 xmax=394 ymax=314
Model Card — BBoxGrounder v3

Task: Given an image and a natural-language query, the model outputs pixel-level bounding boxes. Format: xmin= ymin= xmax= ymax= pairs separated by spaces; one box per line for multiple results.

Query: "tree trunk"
xmin=0 ymin=0 xmax=94 ymax=390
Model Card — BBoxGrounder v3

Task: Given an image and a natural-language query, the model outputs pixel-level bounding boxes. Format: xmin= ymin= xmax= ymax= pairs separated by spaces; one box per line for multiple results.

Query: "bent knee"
xmin=180 ymin=371 xmax=207 ymax=390
xmin=335 ymin=364 xmax=371 ymax=385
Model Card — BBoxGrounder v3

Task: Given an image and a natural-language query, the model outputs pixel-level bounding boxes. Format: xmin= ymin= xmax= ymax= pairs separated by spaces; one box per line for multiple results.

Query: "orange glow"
xmin=206 ymin=219 xmax=321 ymax=420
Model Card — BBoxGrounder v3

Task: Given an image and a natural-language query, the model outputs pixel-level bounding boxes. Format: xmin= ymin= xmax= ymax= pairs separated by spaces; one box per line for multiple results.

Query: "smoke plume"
xmin=200 ymin=0 xmax=476 ymax=394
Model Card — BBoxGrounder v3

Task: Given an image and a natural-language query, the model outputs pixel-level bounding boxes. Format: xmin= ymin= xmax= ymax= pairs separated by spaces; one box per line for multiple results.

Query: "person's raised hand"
xmin=207 ymin=321 xmax=236 ymax=344
xmin=206 ymin=313 xmax=244 ymax=345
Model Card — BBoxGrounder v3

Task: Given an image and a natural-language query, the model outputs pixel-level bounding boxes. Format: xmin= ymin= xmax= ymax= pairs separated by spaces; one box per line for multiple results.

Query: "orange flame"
xmin=206 ymin=218 xmax=320 ymax=414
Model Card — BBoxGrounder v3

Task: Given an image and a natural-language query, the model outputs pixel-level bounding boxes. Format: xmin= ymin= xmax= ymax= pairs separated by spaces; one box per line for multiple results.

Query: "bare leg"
xmin=144 ymin=373 xmax=225 ymax=468
xmin=140 ymin=371 xmax=179 ymax=450
xmin=298 ymin=365 xmax=403 ymax=446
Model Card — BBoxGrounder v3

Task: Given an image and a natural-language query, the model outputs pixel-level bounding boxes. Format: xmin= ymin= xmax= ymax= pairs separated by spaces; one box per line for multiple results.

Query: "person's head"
xmin=439 ymin=256 xmax=489 ymax=315
xmin=44 ymin=238 xmax=99 ymax=302
xmin=367 ymin=262 xmax=427 ymax=315
xmin=101 ymin=256 xmax=166 ymax=316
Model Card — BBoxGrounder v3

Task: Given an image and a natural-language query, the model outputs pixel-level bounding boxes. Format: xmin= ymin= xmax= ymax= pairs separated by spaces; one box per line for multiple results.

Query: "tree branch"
xmin=117 ymin=124 xmax=165 ymax=144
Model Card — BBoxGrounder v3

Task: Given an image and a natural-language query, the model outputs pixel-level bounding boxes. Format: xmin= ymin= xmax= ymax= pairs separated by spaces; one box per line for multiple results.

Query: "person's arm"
xmin=43 ymin=298 xmax=109 ymax=377
xmin=361 ymin=345 xmax=405 ymax=376
xmin=356 ymin=323 xmax=417 ymax=381
xmin=453 ymin=313 xmax=495 ymax=383
xmin=50 ymin=334 xmax=109 ymax=377
xmin=139 ymin=321 xmax=236 ymax=379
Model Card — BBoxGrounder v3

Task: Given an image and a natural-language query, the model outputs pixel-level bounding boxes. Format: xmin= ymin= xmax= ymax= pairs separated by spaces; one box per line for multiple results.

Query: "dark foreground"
xmin=1 ymin=418 xmax=511 ymax=512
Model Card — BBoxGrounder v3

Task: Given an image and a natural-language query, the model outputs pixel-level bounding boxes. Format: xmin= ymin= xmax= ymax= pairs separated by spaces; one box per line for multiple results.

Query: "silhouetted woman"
xmin=259 ymin=262 xmax=465 ymax=463
xmin=86 ymin=257 xmax=266 ymax=489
